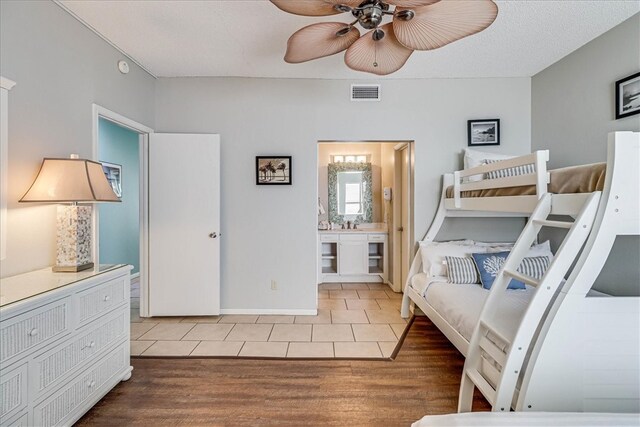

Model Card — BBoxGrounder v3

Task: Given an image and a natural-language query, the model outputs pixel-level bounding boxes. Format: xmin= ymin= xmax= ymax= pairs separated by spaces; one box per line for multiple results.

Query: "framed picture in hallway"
xmin=468 ymin=119 xmax=500 ymax=146
xmin=101 ymin=161 xmax=122 ymax=198
xmin=615 ymin=72 xmax=640 ymax=119
xmin=256 ymin=156 xmax=292 ymax=185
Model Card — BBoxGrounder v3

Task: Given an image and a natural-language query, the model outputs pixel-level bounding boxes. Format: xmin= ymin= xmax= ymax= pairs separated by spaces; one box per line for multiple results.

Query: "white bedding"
xmin=412 ymin=412 xmax=640 ymax=427
xmin=410 ymin=273 xmax=609 ymax=344
xmin=410 ymin=273 xmax=533 ymax=343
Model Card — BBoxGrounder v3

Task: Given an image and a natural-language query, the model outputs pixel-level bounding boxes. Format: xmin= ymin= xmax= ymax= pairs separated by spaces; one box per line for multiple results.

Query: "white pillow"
xmin=488 ymin=240 xmax=554 ymax=260
xmin=463 ymin=148 xmax=515 ymax=182
xmin=420 ymin=241 xmax=490 ymax=277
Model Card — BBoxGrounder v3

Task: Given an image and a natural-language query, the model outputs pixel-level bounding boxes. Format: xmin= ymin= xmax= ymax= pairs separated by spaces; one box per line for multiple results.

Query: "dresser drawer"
xmin=0 ymin=363 xmax=28 ymax=421
xmin=32 ymin=308 xmax=127 ymax=400
xmin=368 ymin=234 xmax=387 ymax=242
xmin=76 ymin=276 xmax=127 ymax=326
xmin=0 ymin=297 xmax=71 ymax=364
xmin=33 ymin=343 xmax=127 ymax=427
xmin=4 ymin=412 xmax=28 ymax=426
xmin=339 ymin=234 xmax=367 ymax=242
xmin=319 ymin=233 xmax=339 ymax=242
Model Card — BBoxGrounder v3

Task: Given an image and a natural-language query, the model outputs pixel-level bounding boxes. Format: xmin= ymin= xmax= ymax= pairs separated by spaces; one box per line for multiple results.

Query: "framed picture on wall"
xmin=468 ymin=119 xmax=500 ymax=146
xmin=615 ymin=72 xmax=640 ymax=120
xmin=101 ymin=161 xmax=122 ymax=198
xmin=256 ymin=156 xmax=292 ymax=185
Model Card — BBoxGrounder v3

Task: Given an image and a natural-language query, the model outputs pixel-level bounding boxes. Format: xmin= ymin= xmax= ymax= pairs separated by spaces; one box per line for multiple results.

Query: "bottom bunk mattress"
xmin=410 ymin=273 xmax=533 ymax=344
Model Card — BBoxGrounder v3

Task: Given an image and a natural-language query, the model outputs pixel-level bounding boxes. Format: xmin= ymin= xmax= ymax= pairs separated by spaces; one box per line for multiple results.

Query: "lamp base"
xmin=55 ymin=205 xmax=94 ymax=273
xmin=53 ymin=262 xmax=95 ymax=273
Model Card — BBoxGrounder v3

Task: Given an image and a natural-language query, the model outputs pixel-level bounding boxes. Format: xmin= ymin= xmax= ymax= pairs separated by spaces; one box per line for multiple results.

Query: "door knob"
xmin=209 ymin=232 xmax=218 ymax=239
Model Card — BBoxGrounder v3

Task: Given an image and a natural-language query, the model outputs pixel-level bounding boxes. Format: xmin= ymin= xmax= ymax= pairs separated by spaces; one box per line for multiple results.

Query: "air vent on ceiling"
xmin=351 ymin=84 xmax=381 ymax=102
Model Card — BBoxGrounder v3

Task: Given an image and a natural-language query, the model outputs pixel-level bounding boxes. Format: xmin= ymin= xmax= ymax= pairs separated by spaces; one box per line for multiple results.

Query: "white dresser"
xmin=0 ymin=265 xmax=132 ymax=427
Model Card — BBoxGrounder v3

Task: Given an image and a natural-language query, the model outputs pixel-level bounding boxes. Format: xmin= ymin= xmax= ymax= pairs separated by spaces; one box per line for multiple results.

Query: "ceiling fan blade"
xmin=270 ymin=0 xmax=361 ymax=17
xmin=285 ymin=23 xmax=360 ymax=63
xmin=344 ymin=23 xmax=413 ymax=75
xmin=393 ymin=0 xmax=498 ymax=51
xmin=385 ymin=0 xmax=440 ymax=7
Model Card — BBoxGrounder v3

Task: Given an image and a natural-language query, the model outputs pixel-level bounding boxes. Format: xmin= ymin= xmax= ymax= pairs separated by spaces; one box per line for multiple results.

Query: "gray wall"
xmin=532 ymin=13 xmax=640 ymax=296
xmin=0 ymin=1 xmax=155 ymax=278
xmin=155 ymin=77 xmax=531 ymax=311
xmin=98 ymin=118 xmax=140 ymax=274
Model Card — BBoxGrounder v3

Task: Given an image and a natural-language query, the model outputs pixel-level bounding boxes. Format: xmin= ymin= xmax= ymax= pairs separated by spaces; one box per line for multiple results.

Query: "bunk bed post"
xmin=534 ymin=150 xmax=550 ymax=199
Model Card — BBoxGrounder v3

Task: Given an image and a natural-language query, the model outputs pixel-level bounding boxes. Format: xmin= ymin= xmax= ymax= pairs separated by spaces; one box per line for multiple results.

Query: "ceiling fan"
xmin=270 ymin=0 xmax=498 ymax=75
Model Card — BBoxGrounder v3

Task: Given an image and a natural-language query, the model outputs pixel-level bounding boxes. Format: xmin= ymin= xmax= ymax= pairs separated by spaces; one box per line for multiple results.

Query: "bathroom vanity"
xmin=318 ymin=225 xmax=388 ymax=283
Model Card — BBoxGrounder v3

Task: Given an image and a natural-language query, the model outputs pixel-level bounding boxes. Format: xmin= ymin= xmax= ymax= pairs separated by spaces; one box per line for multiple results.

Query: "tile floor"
xmin=129 ymin=282 xmax=407 ymax=358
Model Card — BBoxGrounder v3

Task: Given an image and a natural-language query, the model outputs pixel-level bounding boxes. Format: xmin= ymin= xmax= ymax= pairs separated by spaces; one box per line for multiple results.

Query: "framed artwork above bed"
xmin=615 ymin=71 xmax=640 ymax=120
xmin=468 ymin=119 xmax=500 ymax=146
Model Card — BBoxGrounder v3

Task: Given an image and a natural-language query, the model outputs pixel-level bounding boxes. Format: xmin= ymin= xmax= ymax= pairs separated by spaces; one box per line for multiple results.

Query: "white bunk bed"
xmin=401 ymin=131 xmax=640 ymax=415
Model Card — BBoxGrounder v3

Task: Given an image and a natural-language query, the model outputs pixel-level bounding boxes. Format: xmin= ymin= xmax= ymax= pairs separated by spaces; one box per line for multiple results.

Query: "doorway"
xmin=92 ymin=104 xmax=153 ymax=316
xmin=316 ymin=141 xmax=414 ymax=293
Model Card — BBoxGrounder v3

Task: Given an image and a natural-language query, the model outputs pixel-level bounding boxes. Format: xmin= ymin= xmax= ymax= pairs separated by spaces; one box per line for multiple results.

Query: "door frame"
xmin=92 ymin=104 xmax=154 ymax=316
xmin=316 ymin=140 xmax=414 ymax=293
xmin=392 ymin=142 xmax=415 ymax=293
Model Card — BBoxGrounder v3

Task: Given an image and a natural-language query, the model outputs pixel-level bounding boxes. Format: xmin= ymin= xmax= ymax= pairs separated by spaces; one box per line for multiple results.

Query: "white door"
xmin=400 ymin=146 xmax=410 ymax=290
xmin=148 ymin=133 xmax=220 ymax=316
xmin=339 ymin=241 xmax=368 ymax=275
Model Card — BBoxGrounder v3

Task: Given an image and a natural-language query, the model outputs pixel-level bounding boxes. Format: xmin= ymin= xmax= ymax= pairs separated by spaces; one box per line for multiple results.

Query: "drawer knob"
xmin=28 ymin=328 xmax=38 ymax=337
xmin=103 ymin=295 xmax=111 ymax=302
xmin=83 ymin=340 xmax=96 ymax=350
xmin=87 ymin=380 xmax=96 ymax=388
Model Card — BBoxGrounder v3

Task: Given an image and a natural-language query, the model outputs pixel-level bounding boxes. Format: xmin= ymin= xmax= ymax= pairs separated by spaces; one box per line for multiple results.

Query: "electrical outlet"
xmin=271 ymin=280 xmax=277 ymax=290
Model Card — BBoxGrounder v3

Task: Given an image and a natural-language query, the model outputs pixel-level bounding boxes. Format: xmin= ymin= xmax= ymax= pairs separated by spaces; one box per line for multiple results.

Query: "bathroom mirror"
xmin=328 ymin=162 xmax=372 ymax=224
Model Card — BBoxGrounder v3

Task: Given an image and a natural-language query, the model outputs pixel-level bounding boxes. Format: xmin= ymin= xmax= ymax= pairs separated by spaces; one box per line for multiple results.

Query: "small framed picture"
xmin=101 ymin=161 xmax=122 ymax=198
xmin=615 ymin=72 xmax=640 ymax=120
xmin=468 ymin=119 xmax=500 ymax=146
xmin=256 ymin=156 xmax=292 ymax=185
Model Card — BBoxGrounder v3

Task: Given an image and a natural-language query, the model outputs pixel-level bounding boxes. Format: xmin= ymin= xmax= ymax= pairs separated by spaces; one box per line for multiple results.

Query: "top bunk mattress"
xmin=445 ymin=162 xmax=606 ymax=199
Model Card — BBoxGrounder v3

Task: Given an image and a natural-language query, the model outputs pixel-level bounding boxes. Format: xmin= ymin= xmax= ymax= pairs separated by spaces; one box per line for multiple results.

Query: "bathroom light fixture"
xmin=20 ymin=154 xmax=120 ymax=272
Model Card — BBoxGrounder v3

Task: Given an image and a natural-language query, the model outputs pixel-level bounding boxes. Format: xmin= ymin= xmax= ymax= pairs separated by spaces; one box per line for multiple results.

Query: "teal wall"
xmin=98 ymin=118 xmax=140 ymax=274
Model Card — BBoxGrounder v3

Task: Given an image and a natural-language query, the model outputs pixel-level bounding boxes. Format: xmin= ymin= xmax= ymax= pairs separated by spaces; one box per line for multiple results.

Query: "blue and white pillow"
xmin=472 ymin=251 xmax=550 ymax=290
xmin=445 ymin=256 xmax=479 ymax=284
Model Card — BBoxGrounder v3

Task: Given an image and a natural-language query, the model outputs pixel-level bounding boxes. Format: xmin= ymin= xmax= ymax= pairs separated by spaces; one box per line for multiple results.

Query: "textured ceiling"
xmin=58 ymin=0 xmax=639 ymax=79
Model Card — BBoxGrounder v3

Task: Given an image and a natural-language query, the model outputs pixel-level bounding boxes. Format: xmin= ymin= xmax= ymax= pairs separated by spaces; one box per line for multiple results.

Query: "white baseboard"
xmin=220 ymin=308 xmax=317 ymax=316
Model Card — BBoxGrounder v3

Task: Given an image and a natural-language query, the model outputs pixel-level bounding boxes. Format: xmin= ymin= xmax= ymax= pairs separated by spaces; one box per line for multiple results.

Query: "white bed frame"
xmin=401 ymin=132 xmax=640 ymax=415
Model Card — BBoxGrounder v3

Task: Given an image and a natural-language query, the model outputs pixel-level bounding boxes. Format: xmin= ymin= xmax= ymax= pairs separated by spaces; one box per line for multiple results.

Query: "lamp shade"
xmin=20 ymin=157 xmax=120 ymax=203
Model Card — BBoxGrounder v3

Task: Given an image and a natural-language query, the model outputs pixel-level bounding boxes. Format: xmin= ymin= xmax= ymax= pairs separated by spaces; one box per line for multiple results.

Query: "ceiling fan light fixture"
xmin=395 ymin=9 xmax=415 ymax=21
xmin=372 ymin=28 xmax=385 ymax=41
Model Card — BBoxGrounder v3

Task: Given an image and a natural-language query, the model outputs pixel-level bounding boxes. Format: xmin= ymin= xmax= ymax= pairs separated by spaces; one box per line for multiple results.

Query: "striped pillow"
xmin=485 ymin=159 xmax=535 ymax=180
xmin=518 ymin=256 xmax=550 ymax=280
xmin=445 ymin=256 xmax=479 ymax=284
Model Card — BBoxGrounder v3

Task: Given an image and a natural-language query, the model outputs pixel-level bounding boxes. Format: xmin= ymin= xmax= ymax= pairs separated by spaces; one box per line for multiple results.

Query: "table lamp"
xmin=20 ymin=154 xmax=120 ymax=272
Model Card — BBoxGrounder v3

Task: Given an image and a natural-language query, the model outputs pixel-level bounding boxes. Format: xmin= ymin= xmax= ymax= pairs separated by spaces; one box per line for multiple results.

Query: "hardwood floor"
xmin=77 ymin=317 xmax=489 ymax=426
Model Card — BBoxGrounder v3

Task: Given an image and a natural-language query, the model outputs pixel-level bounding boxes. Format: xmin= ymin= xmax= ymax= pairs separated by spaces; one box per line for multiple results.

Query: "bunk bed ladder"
xmin=458 ymin=191 xmax=602 ymax=413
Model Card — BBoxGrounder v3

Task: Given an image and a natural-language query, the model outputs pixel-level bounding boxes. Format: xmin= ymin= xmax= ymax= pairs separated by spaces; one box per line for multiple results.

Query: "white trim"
xmin=0 ymin=77 xmax=16 ymax=90
xmin=220 ymin=309 xmax=318 ymax=316
xmin=52 ymin=1 xmax=157 ymax=79
xmin=92 ymin=104 xmax=153 ymax=318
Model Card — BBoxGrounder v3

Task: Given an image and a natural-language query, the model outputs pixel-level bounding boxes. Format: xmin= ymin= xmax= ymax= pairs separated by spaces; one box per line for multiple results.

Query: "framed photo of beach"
xmin=256 ymin=156 xmax=292 ymax=185
xmin=468 ymin=119 xmax=500 ymax=146
xmin=615 ymin=72 xmax=640 ymax=120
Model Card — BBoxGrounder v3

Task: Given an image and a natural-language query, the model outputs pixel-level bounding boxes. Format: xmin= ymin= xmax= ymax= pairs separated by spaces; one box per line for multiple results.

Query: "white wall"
xmin=531 ymin=13 xmax=640 ymax=296
xmin=155 ymin=76 xmax=531 ymax=311
xmin=0 ymin=1 xmax=155 ymax=278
